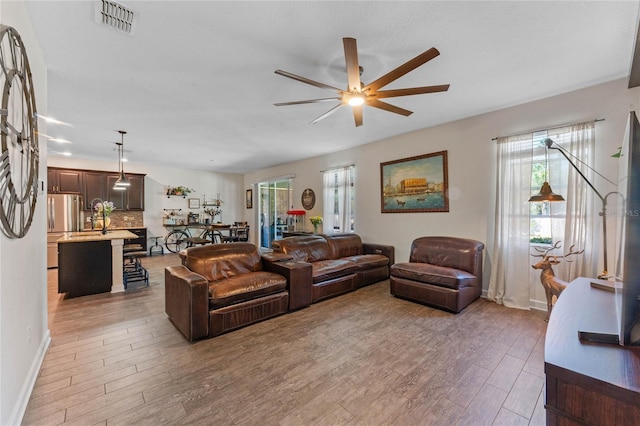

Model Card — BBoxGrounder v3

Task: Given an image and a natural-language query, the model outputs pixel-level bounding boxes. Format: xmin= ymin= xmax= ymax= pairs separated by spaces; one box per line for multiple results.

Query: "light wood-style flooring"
xmin=24 ymin=254 xmax=547 ymax=425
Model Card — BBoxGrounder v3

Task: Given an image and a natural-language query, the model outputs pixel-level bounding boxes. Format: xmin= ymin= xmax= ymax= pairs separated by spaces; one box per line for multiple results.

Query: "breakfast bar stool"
xmin=123 ymin=251 xmax=149 ymax=289
xmin=149 ymin=236 xmax=164 ymax=256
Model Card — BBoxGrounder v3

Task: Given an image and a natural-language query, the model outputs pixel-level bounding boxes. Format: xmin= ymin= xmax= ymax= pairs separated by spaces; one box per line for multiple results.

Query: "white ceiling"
xmin=25 ymin=1 xmax=639 ymax=174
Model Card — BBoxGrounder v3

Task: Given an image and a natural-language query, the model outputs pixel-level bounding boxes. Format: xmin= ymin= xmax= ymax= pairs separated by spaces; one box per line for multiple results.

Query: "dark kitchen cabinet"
xmin=83 ymin=171 xmax=107 ymax=211
xmin=79 ymin=170 xmax=145 ymax=211
xmin=107 ymin=174 xmax=126 ymax=210
xmin=48 ymin=168 xmax=83 ymax=194
xmin=106 ymin=173 xmax=145 ymax=211
xmin=126 ymin=174 xmax=145 ymax=210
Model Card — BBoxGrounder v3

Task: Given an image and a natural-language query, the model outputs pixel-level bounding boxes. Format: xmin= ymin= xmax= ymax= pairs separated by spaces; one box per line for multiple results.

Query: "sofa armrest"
xmin=263 ymin=259 xmax=312 ymax=310
xmin=261 ymin=252 xmax=294 ymax=263
xmin=363 ymin=243 xmax=395 ymax=266
xmin=165 ymin=265 xmax=209 ymax=341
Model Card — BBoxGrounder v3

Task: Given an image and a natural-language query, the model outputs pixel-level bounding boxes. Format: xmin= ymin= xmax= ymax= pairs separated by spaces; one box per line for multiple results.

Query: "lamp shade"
xmin=528 ymin=181 xmax=565 ymax=202
xmin=114 ymin=170 xmax=130 ymax=188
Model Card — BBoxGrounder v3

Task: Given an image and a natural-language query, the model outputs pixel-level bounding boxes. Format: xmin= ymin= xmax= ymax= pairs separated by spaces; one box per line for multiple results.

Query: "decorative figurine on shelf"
xmin=531 ymin=241 xmax=584 ymax=321
xmin=309 ymin=216 xmax=323 ymax=234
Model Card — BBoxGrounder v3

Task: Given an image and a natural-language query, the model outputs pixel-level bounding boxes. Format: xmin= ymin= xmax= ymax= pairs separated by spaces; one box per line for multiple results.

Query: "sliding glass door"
xmin=258 ymin=178 xmax=292 ymax=249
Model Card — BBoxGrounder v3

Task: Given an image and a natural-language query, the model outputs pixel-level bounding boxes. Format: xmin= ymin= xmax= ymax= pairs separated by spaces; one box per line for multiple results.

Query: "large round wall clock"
xmin=0 ymin=25 xmax=39 ymax=239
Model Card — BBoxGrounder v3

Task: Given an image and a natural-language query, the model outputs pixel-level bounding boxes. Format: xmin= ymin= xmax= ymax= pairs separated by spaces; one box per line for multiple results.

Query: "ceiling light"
xmin=48 ymin=137 xmax=72 ymax=144
xmin=114 ymin=130 xmax=130 ymax=188
xmin=347 ymin=95 xmax=365 ymax=106
xmin=36 ymin=114 xmax=72 ymax=126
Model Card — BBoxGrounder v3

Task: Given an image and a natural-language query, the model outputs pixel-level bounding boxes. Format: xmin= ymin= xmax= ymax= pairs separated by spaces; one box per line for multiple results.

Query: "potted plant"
xmin=167 ymin=186 xmax=194 ymax=197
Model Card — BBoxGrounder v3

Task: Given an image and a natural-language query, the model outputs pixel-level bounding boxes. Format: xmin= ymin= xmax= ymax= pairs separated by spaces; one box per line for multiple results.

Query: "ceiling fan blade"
xmin=275 ymin=69 xmax=342 ymax=92
xmin=343 ymin=37 xmax=361 ymax=93
xmin=366 ymin=99 xmax=413 ymax=116
xmin=352 ymin=105 xmax=363 ymax=127
xmin=374 ymin=84 xmax=450 ymax=99
xmin=311 ymin=103 xmax=342 ymax=124
xmin=364 ymin=47 xmax=440 ymax=92
xmin=274 ymin=97 xmax=341 ymax=106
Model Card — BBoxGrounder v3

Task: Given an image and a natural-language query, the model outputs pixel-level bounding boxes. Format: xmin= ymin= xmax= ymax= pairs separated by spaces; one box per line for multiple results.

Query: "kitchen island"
xmin=57 ymin=230 xmax=138 ymax=297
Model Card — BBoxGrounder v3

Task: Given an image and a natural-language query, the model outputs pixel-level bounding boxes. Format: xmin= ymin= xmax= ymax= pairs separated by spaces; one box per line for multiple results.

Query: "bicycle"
xmin=164 ymin=224 xmax=222 ymax=253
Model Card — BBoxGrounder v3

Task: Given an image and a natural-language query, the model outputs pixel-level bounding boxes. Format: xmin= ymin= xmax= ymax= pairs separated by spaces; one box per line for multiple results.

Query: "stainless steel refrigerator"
xmin=47 ymin=194 xmax=84 ymax=268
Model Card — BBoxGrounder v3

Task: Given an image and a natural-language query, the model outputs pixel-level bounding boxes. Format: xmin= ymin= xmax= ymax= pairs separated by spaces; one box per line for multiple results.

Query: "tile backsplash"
xmin=85 ymin=211 xmax=144 ymax=229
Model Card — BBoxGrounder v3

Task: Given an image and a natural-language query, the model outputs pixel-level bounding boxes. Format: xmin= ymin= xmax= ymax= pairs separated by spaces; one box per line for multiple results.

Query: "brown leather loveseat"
xmin=165 ymin=243 xmax=289 ymax=341
xmin=390 ymin=236 xmax=484 ymax=313
xmin=269 ymin=234 xmax=394 ymax=304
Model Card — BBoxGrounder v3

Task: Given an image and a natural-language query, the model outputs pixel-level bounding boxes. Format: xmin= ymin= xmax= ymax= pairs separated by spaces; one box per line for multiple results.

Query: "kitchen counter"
xmin=57 ymin=230 xmax=137 ymax=297
xmin=57 ymin=230 xmax=137 ymax=243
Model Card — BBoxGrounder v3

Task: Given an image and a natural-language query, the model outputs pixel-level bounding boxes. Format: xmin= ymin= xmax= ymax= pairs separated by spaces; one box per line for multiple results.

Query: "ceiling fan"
xmin=274 ymin=37 xmax=450 ymax=127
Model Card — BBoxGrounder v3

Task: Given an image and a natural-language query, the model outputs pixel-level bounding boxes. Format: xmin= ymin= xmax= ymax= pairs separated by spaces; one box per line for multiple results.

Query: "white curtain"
xmin=323 ymin=166 xmax=354 ymax=234
xmin=489 ymin=122 xmax=597 ymax=310
xmin=487 ymin=133 xmax=534 ymax=309
xmin=549 ymin=122 xmax=597 ymax=280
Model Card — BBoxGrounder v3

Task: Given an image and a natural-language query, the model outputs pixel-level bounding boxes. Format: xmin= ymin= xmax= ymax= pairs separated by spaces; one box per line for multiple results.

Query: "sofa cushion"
xmin=272 ymin=235 xmax=331 ymax=262
xmin=325 ymin=234 xmax=363 ymax=259
xmin=342 ymin=254 xmax=389 ymax=271
xmin=209 ymin=271 xmax=287 ymax=309
xmin=312 ymin=259 xmax=359 ymax=283
xmin=184 ymin=243 xmax=262 ymax=282
xmin=390 ymin=262 xmax=476 ymax=290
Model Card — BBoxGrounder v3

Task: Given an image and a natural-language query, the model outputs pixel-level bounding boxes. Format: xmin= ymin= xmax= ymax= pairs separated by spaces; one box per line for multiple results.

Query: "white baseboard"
xmin=481 ymin=289 xmax=549 ymax=314
xmin=9 ymin=329 xmax=51 ymax=426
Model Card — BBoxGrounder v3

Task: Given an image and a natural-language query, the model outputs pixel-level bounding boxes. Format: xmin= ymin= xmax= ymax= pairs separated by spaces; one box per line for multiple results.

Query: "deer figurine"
xmin=531 ymin=241 xmax=584 ymax=321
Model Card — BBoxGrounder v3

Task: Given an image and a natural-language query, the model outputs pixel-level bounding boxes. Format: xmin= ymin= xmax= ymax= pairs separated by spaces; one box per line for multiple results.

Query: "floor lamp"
xmin=529 ymin=138 xmax=617 ymax=279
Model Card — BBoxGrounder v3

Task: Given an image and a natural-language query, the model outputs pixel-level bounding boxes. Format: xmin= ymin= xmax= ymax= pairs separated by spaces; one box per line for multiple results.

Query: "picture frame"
xmin=246 ymin=189 xmax=253 ymax=209
xmin=380 ymin=150 xmax=449 ymax=213
xmin=188 ymin=198 xmax=200 ymax=209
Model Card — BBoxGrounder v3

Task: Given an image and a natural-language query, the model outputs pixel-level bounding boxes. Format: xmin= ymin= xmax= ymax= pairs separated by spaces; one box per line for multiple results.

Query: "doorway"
xmin=258 ymin=179 xmax=292 ymax=249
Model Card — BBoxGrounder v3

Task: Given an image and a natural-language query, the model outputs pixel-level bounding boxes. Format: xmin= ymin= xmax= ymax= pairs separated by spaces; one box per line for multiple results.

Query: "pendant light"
xmin=528 ymin=138 xmax=565 ymax=202
xmin=114 ymin=130 xmax=130 ymax=190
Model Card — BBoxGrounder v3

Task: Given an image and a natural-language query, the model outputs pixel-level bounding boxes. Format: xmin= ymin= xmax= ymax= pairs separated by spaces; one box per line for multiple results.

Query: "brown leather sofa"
xmin=390 ymin=236 xmax=484 ymax=313
xmin=165 ymin=243 xmax=289 ymax=341
xmin=268 ymin=234 xmax=394 ymax=304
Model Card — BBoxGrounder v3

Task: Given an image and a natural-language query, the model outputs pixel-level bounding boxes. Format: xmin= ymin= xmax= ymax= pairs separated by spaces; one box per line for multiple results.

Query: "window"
xmin=488 ymin=122 xmax=596 ymax=309
xmin=529 ymin=131 xmax=567 ymax=245
xmin=322 ymin=165 xmax=355 ymax=234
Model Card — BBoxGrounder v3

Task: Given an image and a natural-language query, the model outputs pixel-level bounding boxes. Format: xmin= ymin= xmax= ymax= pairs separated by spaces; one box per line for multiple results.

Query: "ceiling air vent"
xmin=95 ymin=0 xmax=137 ymax=36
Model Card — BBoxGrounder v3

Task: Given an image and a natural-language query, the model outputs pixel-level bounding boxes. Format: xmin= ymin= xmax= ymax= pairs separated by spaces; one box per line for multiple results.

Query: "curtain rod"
xmin=492 ymin=118 xmax=604 ymax=141
xmin=320 ymin=164 xmax=355 ymax=173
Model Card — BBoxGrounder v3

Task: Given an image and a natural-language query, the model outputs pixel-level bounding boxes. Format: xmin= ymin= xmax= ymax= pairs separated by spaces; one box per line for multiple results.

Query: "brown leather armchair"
xmin=165 ymin=243 xmax=289 ymax=341
xmin=390 ymin=236 xmax=484 ymax=313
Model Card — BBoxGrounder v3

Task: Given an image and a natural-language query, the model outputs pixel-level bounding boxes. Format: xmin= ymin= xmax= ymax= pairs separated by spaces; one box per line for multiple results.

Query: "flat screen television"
xmin=613 ymin=111 xmax=640 ymax=346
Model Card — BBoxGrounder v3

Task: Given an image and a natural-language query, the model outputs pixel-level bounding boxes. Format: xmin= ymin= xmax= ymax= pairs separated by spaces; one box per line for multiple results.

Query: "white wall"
xmin=0 ymin=2 xmax=50 ymax=424
xmin=47 ymin=157 xmax=245 ymax=241
xmin=244 ymin=78 xmax=639 ymax=310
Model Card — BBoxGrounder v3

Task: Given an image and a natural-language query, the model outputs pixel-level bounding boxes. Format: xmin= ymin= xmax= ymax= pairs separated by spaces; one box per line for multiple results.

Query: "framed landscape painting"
xmin=380 ymin=150 xmax=449 ymax=213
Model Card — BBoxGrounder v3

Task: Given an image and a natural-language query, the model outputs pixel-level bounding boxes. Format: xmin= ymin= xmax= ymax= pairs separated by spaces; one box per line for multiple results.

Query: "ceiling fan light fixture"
xmin=347 ymin=94 xmax=365 ymax=106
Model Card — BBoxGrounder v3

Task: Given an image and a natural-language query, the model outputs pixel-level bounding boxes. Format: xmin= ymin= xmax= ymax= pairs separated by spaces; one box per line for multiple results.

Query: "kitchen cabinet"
xmin=48 ymin=168 xmax=83 ymax=194
xmin=124 ymin=228 xmax=147 ymax=252
xmin=83 ymin=171 xmax=107 ymax=210
xmin=78 ymin=170 xmax=145 ymax=211
xmin=106 ymin=173 xmax=145 ymax=211
xmin=126 ymin=174 xmax=145 ymax=210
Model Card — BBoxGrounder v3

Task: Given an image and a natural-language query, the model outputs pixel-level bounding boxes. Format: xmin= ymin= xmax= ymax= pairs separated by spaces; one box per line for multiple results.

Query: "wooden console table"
xmin=544 ymin=277 xmax=640 ymax=425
